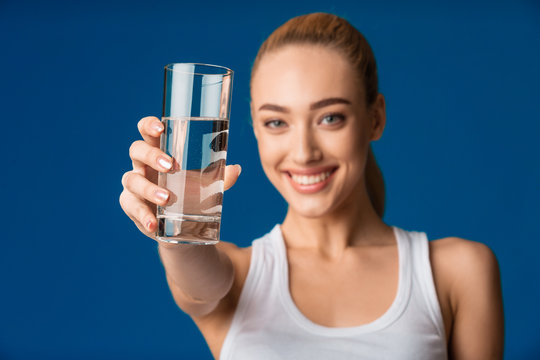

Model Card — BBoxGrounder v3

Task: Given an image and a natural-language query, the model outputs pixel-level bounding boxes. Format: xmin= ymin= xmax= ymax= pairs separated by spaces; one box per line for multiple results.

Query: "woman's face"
xmin=250 ymin=44 xmax=385 ymax=218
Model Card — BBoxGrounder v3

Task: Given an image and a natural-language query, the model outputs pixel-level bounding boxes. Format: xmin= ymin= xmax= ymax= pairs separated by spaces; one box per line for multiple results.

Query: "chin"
xmin=269 ymin=170 xmax=357 ymax=219
xmin=287 ymin=197 xmax=337 ymax=219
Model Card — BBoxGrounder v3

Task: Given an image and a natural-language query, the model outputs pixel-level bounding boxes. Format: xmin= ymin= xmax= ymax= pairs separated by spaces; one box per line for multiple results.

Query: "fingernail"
xmin=158 ymin=157 xmax=172 ymax=170
xmin=146 ymin=219 xmax=154 ymax=231
xmin=154 ymin=190 xmax=169 ymax=202
xmin=153 ymin=122 xmax=164 ymax=133
xmin=237 ymin=164 xmax=242 ymax=176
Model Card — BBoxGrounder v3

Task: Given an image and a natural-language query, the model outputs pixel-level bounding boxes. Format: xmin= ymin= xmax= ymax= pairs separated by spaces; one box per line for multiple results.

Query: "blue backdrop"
xmin=1 ymin=0 xmax=539 ymax=359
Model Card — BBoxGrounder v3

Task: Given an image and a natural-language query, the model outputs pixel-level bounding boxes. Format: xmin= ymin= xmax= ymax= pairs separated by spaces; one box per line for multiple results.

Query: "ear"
xmin=370 ymin=93 xmax=386 ymax=141
xmin=250 ymin=101 xmax=260 ymax=140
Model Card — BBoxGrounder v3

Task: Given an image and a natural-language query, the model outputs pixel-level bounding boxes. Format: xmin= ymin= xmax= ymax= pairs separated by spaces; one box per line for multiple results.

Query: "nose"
xmin=291 ymin=125 xmax=322 ymax=165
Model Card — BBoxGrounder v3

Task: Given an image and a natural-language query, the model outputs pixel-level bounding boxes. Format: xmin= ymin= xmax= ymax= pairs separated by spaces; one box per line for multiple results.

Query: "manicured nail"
xmin=158 ymin=157 xmax=172 ymax=170
xmin=153 ymin=122 xmax=164 ymax=133
xmin=154 ymin=190 xmax=169 ymax=202
xmin=146 ymin=219 xmax=154 ymax=231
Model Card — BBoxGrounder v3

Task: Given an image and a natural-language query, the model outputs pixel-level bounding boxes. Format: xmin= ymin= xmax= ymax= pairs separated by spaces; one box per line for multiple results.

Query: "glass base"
xmin=156 ymin=214 xmax=220 ymax=245
xmin=156 ymin=236 xmax=218 ymax=246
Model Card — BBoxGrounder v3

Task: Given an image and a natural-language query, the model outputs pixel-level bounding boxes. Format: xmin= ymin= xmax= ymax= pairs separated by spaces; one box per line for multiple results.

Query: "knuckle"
xmin=121 ymin=172 xmax=129 ymax=187
xmin=119 ymin=191 xmax=129 ymax=210
xmin=137 ymin=119 xmax=144 ymax=133
xmin=129 ymin=140 xmax=143 ymax=158
xmin=129 ymin=142 xmax=136 ymax=158
xmin=118 ymin=192 xmax=125 ymax=209
xmin=122 ymin=171 xmax=134 ymax=188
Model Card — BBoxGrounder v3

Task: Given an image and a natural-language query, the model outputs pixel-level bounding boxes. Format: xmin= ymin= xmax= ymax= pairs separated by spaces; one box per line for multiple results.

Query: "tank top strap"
xmin=220 ymin=225 xmax=281 ymax=359
xmin=405 ymin=228 xmax=447 ymax=341
xmin=221 ymin=225 xmax=448 ymax=360
xmin=270 ymin=225 xmax=414 ymax=336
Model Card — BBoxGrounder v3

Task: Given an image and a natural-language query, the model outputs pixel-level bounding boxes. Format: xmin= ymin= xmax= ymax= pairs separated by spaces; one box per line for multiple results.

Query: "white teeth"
xmin=291 ymin=171 xmax=331 ymax=185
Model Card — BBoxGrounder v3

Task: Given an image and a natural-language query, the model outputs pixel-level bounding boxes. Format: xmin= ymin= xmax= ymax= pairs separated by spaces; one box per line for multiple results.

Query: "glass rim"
xmin=164 ymin=62 xmax=233 ymax=76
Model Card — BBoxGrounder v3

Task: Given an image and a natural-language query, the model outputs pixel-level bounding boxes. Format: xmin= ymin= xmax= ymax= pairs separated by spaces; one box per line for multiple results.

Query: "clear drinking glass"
xmin=156 ymin=63 xmax=233 ymax=245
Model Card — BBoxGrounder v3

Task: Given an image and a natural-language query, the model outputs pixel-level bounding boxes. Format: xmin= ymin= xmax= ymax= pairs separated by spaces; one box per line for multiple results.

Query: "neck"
xmin=281 ymin=182 xmax=393 ymax=260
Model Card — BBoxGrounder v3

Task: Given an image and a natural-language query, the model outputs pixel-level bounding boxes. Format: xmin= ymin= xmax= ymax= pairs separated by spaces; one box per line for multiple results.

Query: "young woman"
xmin=120 ymin=13 xmax=504 ymax=359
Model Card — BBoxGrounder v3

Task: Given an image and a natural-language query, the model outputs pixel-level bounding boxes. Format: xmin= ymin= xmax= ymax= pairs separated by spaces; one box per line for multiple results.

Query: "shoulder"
xmin=217 ymin=240 xmax=253 ymax=287
xmin=217 ymin=239 xmax=252 ymax=260
xmin=219 ymin=240 xmax=254 ymax=299
xmin=429 ymin=237 xmax=500 ymax=323
xmin=430 ymin=236 xmax=498 ymax=264
xmin=428 ymin=236 xmax=503 ymax=356
xmin=429 ymin=236 xmax=500 ymax=286
xmin=429 ymin=236 xmax=504 ymax=358
xmin=429 ymin=236 xmax=501 ymax=302
xmin=216 ymin=227 xmax=280 ymax=299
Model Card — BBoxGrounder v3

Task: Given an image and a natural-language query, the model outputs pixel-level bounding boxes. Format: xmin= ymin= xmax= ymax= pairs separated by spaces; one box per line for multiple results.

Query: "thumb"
xmin=224 ymin=164 xmax=242 ymax=191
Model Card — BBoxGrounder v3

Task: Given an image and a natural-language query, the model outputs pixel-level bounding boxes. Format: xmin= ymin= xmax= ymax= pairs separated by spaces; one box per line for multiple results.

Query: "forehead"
xmin=251 ymin=45 xmax=363 ymax=109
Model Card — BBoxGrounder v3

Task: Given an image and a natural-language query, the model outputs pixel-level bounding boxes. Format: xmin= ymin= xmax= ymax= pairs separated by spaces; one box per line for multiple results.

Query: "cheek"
xmin=256 ymin=136 xmax=282 ymax=173
xmin=328 ymin=129 xmax=371 ymax=182
xmin=325 ymin=129 xmax=366 ymax=161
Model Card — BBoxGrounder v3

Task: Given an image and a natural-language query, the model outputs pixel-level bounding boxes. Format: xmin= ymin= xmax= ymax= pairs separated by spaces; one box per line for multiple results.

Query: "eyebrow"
xmin=258 ymin=97 xmax=351 ymax=113
xmin=258 ymin=103 xmax=290 ymax=113
xmin=310 ymin=97 xmax=351 ymax=110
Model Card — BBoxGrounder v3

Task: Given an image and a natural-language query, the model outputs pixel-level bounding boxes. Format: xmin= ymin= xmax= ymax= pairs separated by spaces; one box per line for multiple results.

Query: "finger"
xmin=137 ymin=116 xmax=163 ymax=147
xmin=119 ymin=189 xmax=158 ymax=234
xmin=122 ymin=170 xmax=170 ymax=206
xmin=129 ymin=140 xmax=173 ymax=173
xmin=224 ymin=164 xmax=241 ymax=191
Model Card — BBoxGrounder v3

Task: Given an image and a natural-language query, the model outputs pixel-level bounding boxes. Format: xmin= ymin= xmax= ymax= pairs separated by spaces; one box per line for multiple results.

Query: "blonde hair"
xmin=251 ymin=13 xmax=386 ymax=217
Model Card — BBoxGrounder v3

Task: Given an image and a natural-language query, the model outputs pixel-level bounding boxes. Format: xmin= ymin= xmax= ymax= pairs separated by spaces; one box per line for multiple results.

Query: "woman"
xmin=120 ymin=13 xmax=504 ymax=359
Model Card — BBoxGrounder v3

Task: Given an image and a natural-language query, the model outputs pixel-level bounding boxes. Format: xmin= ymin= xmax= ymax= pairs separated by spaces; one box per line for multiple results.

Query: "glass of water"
xmin=156 ymin=63 xmax=233 ymax=245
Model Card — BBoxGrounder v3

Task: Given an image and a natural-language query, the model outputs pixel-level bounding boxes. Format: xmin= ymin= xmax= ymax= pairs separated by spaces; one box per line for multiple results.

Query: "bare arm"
xmin=158 ymin=242 xmax=235 ymax=317
xmin=438 ymin=239 xmax=504 ymax=359
xmin=119 ymin=116 xmax=242 ymax=318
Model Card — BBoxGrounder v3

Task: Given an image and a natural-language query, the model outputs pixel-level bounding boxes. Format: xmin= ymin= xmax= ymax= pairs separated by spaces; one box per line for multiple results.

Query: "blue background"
xmin=1 ymin=0 xmax=539 ymax=359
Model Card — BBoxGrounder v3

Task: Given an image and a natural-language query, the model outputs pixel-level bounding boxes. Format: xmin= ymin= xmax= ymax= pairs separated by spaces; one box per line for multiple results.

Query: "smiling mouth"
xmin=284 ymin=166 xmax=338 ymax=188
xmin=290 ymin=171 xmax=332 ymax=185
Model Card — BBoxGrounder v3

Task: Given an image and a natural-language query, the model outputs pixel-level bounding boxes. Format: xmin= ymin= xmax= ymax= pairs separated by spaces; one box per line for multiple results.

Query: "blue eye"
xmin=265 ymin=119 xmax=286 ymax=128
xmin=320 ymin=114 xmax=345 ymax=125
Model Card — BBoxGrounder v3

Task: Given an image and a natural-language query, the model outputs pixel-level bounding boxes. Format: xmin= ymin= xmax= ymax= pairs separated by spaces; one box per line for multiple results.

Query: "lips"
xmin=290 ymin=171 xmax=331 ymax=185
xmin=283 ymin=166 xmax=337 ymax=194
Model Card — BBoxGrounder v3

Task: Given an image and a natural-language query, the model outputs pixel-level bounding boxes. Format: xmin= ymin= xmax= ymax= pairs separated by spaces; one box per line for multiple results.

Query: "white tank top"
xmin=220 ymin=225 xmax=447 ymax=360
